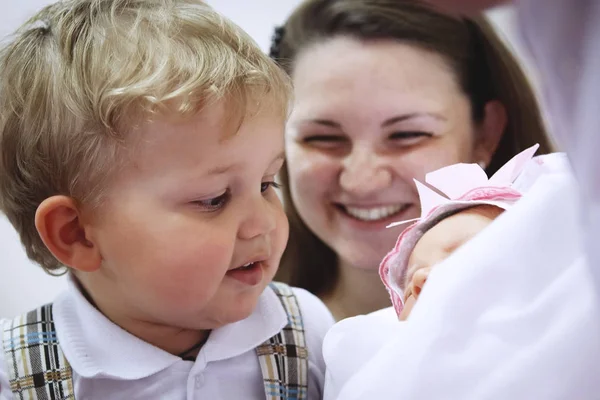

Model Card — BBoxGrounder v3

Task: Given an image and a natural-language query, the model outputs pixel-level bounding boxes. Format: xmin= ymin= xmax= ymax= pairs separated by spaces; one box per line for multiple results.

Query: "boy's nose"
xmin=238 ymin=197 xmax=277 ymax=240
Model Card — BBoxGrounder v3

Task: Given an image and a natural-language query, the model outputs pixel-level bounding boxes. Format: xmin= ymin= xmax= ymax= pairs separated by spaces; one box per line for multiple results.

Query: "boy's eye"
xmin=193 ymin=191 xmax=230 ymax=211
xmin=261 ymin=181 xmax=281 ymax=193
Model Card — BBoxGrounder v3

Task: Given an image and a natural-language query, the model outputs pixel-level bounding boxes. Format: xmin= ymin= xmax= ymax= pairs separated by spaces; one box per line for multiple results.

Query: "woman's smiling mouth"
xmin=337 ymin=203 xmax=413 ymax=222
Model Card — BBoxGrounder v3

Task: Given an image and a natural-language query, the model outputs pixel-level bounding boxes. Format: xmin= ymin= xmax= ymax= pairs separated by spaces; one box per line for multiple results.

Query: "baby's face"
xmin=82 ymin=98 xmax=288 ymax=330
xmin=399 ymin=205 xmax=502 ymax=320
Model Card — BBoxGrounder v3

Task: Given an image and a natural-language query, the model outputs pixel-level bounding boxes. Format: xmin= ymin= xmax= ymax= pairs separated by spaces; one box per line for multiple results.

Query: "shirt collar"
xmin=54 ymin=275 xmax=287 ymax=379
xmin=202 ymin=285 xmax=287 ymax=363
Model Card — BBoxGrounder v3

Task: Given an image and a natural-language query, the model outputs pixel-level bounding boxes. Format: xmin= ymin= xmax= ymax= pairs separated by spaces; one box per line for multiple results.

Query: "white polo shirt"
xmin=0 ymin=277 xmax=334 ymax=399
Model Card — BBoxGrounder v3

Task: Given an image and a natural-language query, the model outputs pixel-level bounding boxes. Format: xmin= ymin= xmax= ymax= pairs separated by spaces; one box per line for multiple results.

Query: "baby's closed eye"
xmin=407 ymin=205 xmax=504 ymax=275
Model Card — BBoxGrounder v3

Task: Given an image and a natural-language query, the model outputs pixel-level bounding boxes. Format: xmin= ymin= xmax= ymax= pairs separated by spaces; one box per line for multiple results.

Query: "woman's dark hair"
xmin=271 ymin=0 xmax=553 ymax=298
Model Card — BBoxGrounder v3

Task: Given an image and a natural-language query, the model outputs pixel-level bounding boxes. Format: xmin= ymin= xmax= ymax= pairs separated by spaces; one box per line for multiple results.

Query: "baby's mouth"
xmin=337 ymin=204 xmax=412 ymax=222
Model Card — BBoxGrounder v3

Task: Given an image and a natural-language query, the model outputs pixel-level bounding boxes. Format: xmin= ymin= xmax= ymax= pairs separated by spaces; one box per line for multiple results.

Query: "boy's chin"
xmin=202 ymin=289 xmax=266 ymax=328
xmin=155 ymin=283 xmax=270 ymax=330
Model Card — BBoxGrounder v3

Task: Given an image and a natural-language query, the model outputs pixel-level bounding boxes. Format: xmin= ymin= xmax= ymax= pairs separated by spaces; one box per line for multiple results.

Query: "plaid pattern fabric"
xmin=2 ymin=286 xmax=306 ymax=400
xmin=2 ymin=304 xmax=75 ymax=400
xmin=256 ymin=282 xmax=308 ymax=400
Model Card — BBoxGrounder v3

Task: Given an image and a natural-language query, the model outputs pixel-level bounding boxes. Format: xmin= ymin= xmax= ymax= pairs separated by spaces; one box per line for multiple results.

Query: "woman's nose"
xmin=339 ymin=149 xmax=392 ymax=196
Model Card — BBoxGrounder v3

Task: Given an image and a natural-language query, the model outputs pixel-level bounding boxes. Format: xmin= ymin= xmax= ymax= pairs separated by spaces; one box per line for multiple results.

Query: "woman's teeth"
xmin=344 ymin=204 xmax=407 ymax=221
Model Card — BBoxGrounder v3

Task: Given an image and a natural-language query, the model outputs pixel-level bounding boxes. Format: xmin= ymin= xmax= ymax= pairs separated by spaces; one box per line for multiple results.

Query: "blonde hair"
xmin=0 ymin=0 xmax=291 ymax=272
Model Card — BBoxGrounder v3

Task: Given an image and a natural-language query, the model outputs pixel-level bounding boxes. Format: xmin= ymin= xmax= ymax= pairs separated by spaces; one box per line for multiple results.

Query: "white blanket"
xmin=324 ymin=170 xmax=600 ymax=399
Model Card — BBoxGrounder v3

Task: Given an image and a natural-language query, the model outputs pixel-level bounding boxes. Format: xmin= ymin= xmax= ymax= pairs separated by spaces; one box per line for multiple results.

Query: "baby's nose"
xmin=411 ymin=267 xmax=431 ymax=299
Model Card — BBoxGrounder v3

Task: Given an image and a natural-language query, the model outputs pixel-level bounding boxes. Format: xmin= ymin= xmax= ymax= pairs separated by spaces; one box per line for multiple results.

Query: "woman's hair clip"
xmin=269 ymin=26 xmax=286 ymax=60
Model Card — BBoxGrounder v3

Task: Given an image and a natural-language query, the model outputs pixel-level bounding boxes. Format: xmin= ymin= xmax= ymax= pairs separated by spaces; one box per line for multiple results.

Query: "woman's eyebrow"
xmin=303 ymin=118 xmax=341 ymax=128
xmin=382 ymin=112 xmax=446 ymax=127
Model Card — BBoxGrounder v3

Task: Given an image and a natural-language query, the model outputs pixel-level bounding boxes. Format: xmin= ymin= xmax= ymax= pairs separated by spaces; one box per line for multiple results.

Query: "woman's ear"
xmin=474 ymin=100 xmax=507 ymax=167
xmin=35 ymin=196 xmax=101 ymax=272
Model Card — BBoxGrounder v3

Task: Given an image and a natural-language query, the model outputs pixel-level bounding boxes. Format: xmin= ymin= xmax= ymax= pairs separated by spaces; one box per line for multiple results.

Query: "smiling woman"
xmin=271 ymin=0 xmax=553 ymax=321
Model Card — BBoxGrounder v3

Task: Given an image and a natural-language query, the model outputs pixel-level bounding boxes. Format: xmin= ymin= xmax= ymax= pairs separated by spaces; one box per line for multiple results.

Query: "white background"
xmin=0 ymin=0 xmax=534 ymax=318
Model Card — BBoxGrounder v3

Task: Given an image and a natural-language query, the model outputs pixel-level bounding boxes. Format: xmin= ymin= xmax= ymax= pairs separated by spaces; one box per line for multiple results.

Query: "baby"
xmin=0 ymin=1 xmax=333 ymax=399
xmin=322 ymin=145 xmax=569 ymax=399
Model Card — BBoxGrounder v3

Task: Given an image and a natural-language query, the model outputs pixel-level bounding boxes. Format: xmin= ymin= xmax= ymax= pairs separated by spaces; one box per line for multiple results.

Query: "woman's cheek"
xmin=290 ymin=153 xmax=339 ymax=196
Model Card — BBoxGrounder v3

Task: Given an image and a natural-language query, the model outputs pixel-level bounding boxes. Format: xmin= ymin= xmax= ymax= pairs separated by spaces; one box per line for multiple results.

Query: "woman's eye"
xmin=389 ymin=131 xmax=433 ymax=143
xmin=193 ymin=191 xmax=230 ymax=211
xmin=261 ymin=181 xmax=282 ymax=193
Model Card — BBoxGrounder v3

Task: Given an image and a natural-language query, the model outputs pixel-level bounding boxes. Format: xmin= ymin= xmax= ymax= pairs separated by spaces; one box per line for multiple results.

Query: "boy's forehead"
xmin=125 ymin=98 xmax=285 ymax=168
xmin=138 ymin=94 xmax=284 ymax=138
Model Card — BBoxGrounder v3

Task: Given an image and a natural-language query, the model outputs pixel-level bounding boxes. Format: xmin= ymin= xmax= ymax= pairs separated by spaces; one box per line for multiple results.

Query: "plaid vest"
xmin=2 ymin=282 xmax=308 ymax=400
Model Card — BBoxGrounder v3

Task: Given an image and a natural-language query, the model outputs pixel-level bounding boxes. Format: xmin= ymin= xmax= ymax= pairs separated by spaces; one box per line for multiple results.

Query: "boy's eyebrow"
xmin=207 ymin=163 xmax=239 ymax=175
xmin=207 ymin=152 xmax=286 ymax=175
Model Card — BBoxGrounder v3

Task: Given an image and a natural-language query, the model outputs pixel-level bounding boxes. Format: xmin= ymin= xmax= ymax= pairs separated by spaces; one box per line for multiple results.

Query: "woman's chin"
xmin=330 ymin=222 xmax=418 ymax=271
xmin=336 ymin=245 xmax=396 ymax=272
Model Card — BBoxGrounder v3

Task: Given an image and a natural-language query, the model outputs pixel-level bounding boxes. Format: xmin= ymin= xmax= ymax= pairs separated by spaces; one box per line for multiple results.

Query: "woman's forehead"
xmin=293 ymin=37 xmax=456 ymax=84
xmin=292 ymin=39 xmax=462 ymax=105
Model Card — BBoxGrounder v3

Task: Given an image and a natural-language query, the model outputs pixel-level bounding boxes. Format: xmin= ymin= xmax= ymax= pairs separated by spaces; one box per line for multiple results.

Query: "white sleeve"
xmin=291 ymin=288 xmax=335 ymax=400
xmin=517 ymin=0 xmax=600 ymax=277
xmin=0 ymin=320 xmax=13 ymax=400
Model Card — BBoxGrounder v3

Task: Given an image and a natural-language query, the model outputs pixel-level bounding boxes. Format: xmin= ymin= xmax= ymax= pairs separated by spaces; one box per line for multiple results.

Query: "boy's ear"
xmin=474 ymin=100 xmax=507 ymax=167
xmin=35 ymin=196 xmax=101 ymax=272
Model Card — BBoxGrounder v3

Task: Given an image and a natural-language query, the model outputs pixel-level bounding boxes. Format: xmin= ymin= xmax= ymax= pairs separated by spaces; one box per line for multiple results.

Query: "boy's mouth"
xmin=227 ymin=261 xmax=265 ymax=286
xmin=230 ymin=253 xmax=268 ymax=271
xmin=227 ymin=253 xmax=270 ymax=286
xmin=238 ymin=262 xmax=257 ymax=270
